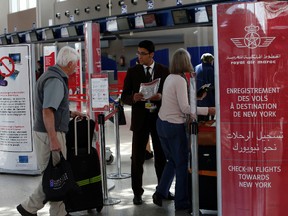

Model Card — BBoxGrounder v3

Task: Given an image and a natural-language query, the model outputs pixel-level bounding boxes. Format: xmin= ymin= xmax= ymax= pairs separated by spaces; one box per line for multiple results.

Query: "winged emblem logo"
xmin=231 ymin=24 xmax=275 ymax=49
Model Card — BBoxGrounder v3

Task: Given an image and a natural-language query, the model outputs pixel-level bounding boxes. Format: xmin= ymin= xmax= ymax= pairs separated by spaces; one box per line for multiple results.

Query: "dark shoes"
xmin=145 ymin=150 xmax=154 ymax=160
xmin=152 ymin=192 xmax=163 ymax=207
xmin=166 ymin=192 xmax=175 ymax=200
xmin=16 ymin=204 xmax=37 ymax=216
xmin=133 ymin=195 xmax=143 ymax=205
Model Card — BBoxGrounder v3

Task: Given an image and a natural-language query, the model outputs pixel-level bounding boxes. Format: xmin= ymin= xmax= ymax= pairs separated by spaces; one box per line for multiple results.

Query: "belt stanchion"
xmin=189 ymin=74 xmax=200 ymax=216
xmin=191 ymin=121 xmax=200 ymax=216
xmin=98 ymin=114 xmax=121 ymax=205
xmin=107 ymin=104 xmax=131 ymax=179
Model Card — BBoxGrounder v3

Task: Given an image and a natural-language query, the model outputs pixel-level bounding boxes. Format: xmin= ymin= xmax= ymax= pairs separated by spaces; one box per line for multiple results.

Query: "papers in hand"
xmin=197 ymin=83 xmax=211 ymax=97
xmin=139 ymin=78 xmax=161 ymax=100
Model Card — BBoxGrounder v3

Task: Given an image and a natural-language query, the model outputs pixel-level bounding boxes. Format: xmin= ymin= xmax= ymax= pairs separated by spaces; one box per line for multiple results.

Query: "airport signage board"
xmin=216 ymin=2 xmax=288 ymax=215
xmin=0 ymin=44 xmax=38 ymax=174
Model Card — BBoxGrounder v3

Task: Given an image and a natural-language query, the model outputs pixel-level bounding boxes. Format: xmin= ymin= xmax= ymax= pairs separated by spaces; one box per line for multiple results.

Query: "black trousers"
xmin=131 ymin=126 xmax=166 ymax=196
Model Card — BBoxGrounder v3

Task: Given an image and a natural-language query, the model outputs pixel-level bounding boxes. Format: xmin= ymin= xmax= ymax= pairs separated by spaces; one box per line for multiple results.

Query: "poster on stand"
xmin=44 ymin=45 xmax=57 ymax=72
xmin=91 ymin=74 xmax=109 ymax=112
xmin=215 ymin=2 xmax=288 ymax=215
xmin=68 ymin=43 xmax=83 ymax=112
xmin=0 ymin=44 xmax=38 ymax=174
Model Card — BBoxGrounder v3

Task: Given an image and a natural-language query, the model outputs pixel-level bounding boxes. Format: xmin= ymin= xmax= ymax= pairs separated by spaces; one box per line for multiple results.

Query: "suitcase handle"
xmin=74 ymin=115 xmax=91 ymax=156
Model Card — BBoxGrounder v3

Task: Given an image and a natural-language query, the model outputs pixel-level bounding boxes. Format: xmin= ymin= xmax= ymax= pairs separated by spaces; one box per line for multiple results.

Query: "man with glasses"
xmin=121 ymin=40 xmax=172 ymax=205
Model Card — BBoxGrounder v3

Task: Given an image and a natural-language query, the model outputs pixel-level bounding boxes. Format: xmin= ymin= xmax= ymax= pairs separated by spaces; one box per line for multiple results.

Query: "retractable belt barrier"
xmin=98 ymin=114 xmax=121 ymax=205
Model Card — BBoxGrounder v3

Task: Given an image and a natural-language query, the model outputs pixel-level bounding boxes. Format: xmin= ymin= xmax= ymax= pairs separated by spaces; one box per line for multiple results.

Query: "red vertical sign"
xmin=43 ymin=46 xmax=57 ymax=72
xmin=217 ymin=2 xmax=288 ymax=216
xmin=92 ymin=24 xmax=101 ymax=74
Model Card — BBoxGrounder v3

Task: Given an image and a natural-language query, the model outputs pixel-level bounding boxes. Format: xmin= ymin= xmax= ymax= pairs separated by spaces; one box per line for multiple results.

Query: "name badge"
xmin=145 ymin=102 xmax=156 ymax=112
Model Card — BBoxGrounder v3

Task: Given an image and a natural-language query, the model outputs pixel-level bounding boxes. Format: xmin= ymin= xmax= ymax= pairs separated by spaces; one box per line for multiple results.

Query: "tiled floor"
xmin=0 ymin=106 xmax=217 ymax=216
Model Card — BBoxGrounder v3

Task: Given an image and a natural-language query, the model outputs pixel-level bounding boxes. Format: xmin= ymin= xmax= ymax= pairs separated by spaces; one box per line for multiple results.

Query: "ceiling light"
xmin=119 ymin=1 xmax=125 ymax=6
xmin=131 ymin=0 xmax=138 ymax=5
xmin=95 ymin=4 xmax=101 ymax=11
xmin=74 ymin=8 xmax=80 ymax=15
xmin=84 ymin=7 xmax=90 ymax=13
xmin=106 ymin=3 xmax=112 ymax=9
xmin=64 ymin=11 xmax=70 ymax=17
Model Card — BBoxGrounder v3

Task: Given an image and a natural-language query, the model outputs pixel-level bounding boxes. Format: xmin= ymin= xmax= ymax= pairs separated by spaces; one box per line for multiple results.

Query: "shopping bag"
xmin=42 ymin=152 xmax=80 ymax=204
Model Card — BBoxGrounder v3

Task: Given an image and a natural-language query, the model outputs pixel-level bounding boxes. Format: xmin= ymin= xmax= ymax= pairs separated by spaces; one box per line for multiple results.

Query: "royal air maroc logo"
xmin=231 ymin=24 xmax=275 ymax=49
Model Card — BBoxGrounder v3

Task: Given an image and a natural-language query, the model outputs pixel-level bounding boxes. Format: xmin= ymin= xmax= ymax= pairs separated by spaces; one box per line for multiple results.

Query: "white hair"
xmin=56 ymin=46 xmax=80 ymax=67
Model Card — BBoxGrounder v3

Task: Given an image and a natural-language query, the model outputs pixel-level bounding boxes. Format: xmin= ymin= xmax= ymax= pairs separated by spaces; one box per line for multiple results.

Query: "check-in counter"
xmin=198 ymin=120 xmax=217 ymax=210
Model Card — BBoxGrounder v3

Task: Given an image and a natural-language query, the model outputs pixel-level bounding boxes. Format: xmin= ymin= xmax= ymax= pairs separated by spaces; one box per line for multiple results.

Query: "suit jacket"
xmin=121 ymin=63 xmax=169 ymax=131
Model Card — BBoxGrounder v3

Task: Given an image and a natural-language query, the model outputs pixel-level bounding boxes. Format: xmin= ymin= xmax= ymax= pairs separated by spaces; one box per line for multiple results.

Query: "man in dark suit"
xmin=121 ymin=40 xmax=170 ymax=205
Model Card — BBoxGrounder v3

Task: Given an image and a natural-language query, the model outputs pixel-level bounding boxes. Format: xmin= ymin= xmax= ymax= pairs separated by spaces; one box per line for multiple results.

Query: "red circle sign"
xmin=0 ymin=56 xmax=15 ymax=77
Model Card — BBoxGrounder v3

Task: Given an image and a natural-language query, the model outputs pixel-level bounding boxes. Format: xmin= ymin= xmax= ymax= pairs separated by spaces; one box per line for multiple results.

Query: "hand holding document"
xmin=139 ymin=78 xmax=161 ymax=100
xmin=197 ymin=83 xmax=211 ymax=98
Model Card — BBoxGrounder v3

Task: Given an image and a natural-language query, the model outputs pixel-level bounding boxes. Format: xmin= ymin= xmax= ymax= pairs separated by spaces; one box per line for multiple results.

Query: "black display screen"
xmin=117 ymin=18 xmax=130 ymax=31
xmin=172 ymin=9 xmax=190 ymax=25
xmin=142 ymin=13 xmax=158 ymax=28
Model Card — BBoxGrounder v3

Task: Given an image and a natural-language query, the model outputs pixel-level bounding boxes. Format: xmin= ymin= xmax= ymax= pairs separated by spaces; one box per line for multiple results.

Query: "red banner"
xmin=217 ymin=2 xmax=288 ymax=216
xmin=92 ymin=24 xmax=101 ymax=74
xmin=43 ymin=46 xmax=57 ymax=72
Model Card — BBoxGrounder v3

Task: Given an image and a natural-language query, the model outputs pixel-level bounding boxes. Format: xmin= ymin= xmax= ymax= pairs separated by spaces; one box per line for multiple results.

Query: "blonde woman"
xmin=152 ymin=48 xmax=195 ymax=211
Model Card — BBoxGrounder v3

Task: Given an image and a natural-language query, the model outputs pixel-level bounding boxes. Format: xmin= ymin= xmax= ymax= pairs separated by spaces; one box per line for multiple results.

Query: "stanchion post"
xmin=191 ymin=121 xmax=200 ymax=216
xmin=190 ymin=75 xmax=200 ymax=216
xmin=107 ymin=104 xmax=131 ymax=179
xmin=98 ymin=114 xmax=121 ymax=205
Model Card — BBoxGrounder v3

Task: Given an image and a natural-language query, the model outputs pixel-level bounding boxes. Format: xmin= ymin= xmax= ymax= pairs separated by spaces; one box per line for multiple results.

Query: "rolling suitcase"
xmin=65 ymin=116 xmax=103 ymax=213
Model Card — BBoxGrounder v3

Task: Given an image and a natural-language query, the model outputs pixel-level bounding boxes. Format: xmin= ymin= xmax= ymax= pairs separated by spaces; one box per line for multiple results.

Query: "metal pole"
xmin=191 ymin=121 xmax=200 ymax=216
xmin=190 ymin=76 xmax=200 ymax=216
xmin=98 ymin=114 xmax=121 ymax=205
xmin=107 ymin=104 xmax=131 ymax=179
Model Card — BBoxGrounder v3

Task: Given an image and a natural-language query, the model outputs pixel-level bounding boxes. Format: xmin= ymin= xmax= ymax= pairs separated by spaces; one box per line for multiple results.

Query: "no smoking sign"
xmin=0 ymin=56 xmax=15 ymax=77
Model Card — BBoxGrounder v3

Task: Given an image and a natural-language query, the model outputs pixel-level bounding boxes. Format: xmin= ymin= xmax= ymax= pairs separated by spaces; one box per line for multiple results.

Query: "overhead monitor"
xmin=43 ymin=28 xmax=54 ymax=40
xmin=28 ymin=31 xmax=39 ymax=42
xmin=206 ymin=5 xmax=213 ymax=22
xmin=76 ymin=24 xmax=84 ymax=35
xmin=67 ymin=26 xmax=78 ymax=37
xmin=142 ymin=13 xmax=158 ymax=28
xmin=194 ymin=6 xmax=209 ymax=23
xmin=117 ymin=17 xmax=130 ymax=31
xmin=0 ymin=36 xmax=8 ymax=45
xmin=135 ymin=15 xmax=144 ymax=29
xmin=106 ymin=19 xmax=118 ymax=32
xmin=60 ymin=27 xmax=69 ymax=38
xmin=11 ymin=34 xmax=20 ymax=44
xmin=172 ymin=9 xmax=191 ymax=25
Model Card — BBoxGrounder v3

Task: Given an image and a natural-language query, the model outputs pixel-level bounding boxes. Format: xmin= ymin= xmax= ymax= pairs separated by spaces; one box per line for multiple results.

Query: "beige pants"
xmin=21 ymin=131 xmax=68 ymax=216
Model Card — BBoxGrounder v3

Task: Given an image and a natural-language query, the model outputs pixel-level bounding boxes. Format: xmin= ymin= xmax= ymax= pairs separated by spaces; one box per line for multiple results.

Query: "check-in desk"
xmin=198 ymin=120 xmax=217 ymax=210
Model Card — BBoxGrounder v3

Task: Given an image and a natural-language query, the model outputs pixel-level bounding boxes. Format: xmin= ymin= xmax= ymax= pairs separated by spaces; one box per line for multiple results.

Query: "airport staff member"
xmin=121 ymin=40 xmax=172 ymax=205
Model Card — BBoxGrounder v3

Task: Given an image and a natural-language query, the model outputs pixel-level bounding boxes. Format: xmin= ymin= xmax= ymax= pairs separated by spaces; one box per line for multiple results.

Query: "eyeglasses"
xmin=136 ymin=52 xmax=150 ymax=56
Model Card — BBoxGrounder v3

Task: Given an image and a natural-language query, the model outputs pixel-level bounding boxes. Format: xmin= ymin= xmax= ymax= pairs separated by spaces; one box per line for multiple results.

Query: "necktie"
xmin=146 ymin=67 xmax=151 ymax=82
